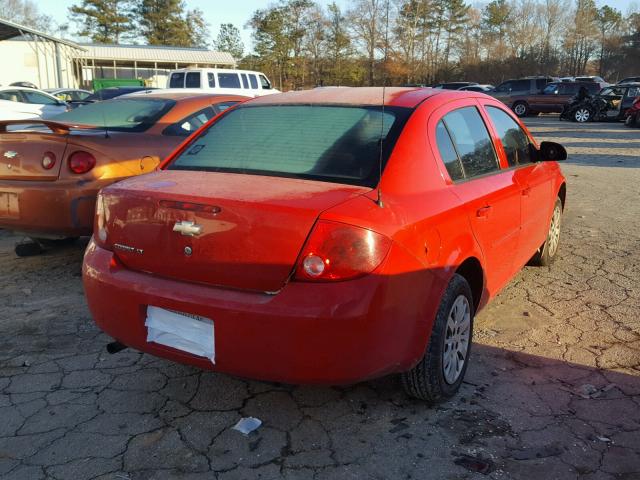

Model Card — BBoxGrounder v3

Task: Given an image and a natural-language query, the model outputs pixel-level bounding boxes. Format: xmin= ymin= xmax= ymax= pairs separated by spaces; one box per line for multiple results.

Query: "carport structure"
xmin=0 ymin=17 xmax=86 ymax=89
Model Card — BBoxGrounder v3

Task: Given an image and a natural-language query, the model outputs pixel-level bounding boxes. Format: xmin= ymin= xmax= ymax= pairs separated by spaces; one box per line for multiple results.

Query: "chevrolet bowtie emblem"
xmin=4 ymin=151 xmax=17 ymax=159
xmin=173 ymin=221 xmax=202 ymax=236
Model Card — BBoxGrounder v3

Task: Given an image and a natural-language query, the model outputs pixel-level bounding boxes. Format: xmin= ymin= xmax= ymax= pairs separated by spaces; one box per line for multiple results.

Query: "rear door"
xmin=431 ymin=101 xmax=521 ymax=296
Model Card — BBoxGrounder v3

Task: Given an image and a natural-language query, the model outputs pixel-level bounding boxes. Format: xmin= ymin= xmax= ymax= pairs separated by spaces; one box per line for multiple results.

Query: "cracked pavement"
xmin=1 ymin=116 xmax=639 ymax=479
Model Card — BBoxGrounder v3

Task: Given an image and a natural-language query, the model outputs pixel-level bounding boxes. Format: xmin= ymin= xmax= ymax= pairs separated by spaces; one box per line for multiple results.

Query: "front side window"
xmin=218 ymin=73 xmax=241 ymax=88
xmin=626 ymin=87 xmax=640 ymax=98
xmin=435 ymin=121 xmax=464 ymax=181
xmin=511 ymin=80 xmax=530 ymax=91
xmin=442 ymin=107 xmax=499 ymax=178
xmin=0 ymin=90 xmax=22 ymax=102
xmin=495 ymin=82 xmax=512 ymax=93
xmin=185 ymin=72 xmax=201 ymax=88
xmin=259 ymin=75 xmax=272 ymax=90
xmin=52 ymin=98 xmax=175 ymax=132
xmin=23 ymin=91 xmax=58 ymax=105
xmin=163 ymin=107 xmax=215 ymax=137
xmin=249 ymin=74 xmax=258 ymax=89
xmin=169 ymin=72 xmax=185 ymax=88
xmin=486 ymin=106 xmax=532 ymax=167
xmin=167 ymin=105 xmax=411 ymax=187
xmin=535 ymin=78 xmax=548 ymax=90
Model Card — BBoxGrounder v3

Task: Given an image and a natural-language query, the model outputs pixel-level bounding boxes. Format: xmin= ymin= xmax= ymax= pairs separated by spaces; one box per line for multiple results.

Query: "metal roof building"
xmin=0 ymin=17 xmax=236 ymax=89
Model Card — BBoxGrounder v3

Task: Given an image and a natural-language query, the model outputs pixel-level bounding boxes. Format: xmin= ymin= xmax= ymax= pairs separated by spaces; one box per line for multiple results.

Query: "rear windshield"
xmin=167 ymin=105 xmax=412 ymax=187
xmin=51 ymin=98 xmax=175 ymax=132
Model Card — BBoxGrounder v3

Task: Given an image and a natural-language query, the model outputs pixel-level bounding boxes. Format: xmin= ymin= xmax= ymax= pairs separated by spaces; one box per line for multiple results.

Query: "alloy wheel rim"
xmin=443 ymin=295 xmax=471 ymax=385
xmin=514 ymin=104 xmax=526 ymax=115
xmin=576 ymin=109 xmax=590 ymax=122
xmin=547 ymin=205 xmax=562 ymax=257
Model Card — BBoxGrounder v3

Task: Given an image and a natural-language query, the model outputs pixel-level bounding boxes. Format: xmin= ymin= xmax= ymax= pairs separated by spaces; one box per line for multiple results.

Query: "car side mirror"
xmin=539 ymin=141 xmax=567 ymax=162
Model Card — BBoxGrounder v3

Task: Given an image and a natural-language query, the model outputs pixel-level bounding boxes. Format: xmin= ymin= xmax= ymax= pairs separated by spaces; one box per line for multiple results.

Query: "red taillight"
xmin=68 ymin=151 xmax=96 ymax=174
xmin=294 ymin=220 xmax=392 ymax=282
xmin=42 ymin=151 xmax=56 ymax=170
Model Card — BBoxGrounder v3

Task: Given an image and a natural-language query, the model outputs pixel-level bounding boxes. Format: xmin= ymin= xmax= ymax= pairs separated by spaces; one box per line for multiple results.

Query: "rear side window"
xmin=23 ymin=91 xmax=58 ymax=105
xmin=435 ymin=121 xmax=464 ymax=181
xmin=249 ymin=75 xmax=258 ymax=89
xmin=241 ymin=74 xmax=249 ymax=89
xmin=185 ymin=72 xmax=201 ymax=88
xmin=169 ymin=73 xmax=185 ymax=88
xmin=218 ymin=73 xmax=241 ymax=88
xmin=442 ymin=107 xmax=499 ymax=178
xmin=0 ymin=90 xmax=22 ymax=102
xmin=208 ymin=73 xmax=215 ymax=88
xmin=486 ymin=107 xmax=532 ymax=167
xmin=163 ymin=106 xmax=215 ymax=137
xmin=535 ymin=78 xmax=548 ymax=90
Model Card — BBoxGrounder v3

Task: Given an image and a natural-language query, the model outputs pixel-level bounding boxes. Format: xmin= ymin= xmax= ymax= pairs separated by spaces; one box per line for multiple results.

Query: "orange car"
xmin=0 ymin=91 xmax=246 ymax=255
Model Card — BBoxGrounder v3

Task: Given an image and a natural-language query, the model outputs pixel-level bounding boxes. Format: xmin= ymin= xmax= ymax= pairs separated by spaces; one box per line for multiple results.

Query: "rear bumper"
xmin=82 ymin=239 xmax=439 ymax=385
xmin=0 ymin=179 xmax=111 ymax=237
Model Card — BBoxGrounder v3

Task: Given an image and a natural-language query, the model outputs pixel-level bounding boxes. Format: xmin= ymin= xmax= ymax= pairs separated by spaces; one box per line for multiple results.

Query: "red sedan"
xmin=83 ymin=87 xmax=567 ymax=403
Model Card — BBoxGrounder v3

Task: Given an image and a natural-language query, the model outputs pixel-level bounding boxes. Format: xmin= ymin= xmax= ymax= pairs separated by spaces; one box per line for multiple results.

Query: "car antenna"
xmin=376 ymin=0 xmax=390 ymax=208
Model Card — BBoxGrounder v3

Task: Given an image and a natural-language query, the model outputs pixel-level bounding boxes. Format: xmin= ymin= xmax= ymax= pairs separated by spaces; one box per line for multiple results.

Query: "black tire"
xmin=529 ymin=197 xmax=563 ymax=267
xmin=32 ymin=237 xmax=79 ymax=247
xmin=512 ymin=101 xmax=529 ymax=117
xmin=401 ymin=274 xmax=474 ymax=403
xmin=15 ymin=241 xmax=43 ymax=257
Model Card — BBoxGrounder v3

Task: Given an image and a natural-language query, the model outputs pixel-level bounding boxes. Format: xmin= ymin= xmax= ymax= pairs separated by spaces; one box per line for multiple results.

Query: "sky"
xmin=42 ymin=0 xmax=637 ymax=53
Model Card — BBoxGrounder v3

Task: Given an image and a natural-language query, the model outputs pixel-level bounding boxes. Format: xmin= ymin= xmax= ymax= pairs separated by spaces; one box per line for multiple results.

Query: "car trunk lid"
xmin=0 ymin=121 xmax=71 ymax=181
xmin=101 ymin=170 xmax=370 ymax=292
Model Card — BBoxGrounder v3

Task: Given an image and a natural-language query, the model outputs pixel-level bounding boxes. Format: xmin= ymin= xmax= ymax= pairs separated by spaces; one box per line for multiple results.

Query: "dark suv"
xmin=489 ymin=77 xmax=557 ymax=114
xmin=509 ymin=81 xmax=602 ymax=117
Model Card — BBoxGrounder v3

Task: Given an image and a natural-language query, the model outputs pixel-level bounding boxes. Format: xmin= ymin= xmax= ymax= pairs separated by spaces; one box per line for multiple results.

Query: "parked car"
xmin=44 ymin=88 xmax=92 ymax=102
xmin=624 ymin=97 xmax=640 ymax=127
xmin=432 ymin=82 xmax=479 ymax=90
xmin=458 ymin=84 xmax=494 ymax=92
xmin=9 ymin=81 xmax=38 ymax=89
xmin=0 ymin=87 xmax=68 ymax=120
xmin=618 ymin=76 xmax=640 ymax=84
xmin=83 ymin=87 xmax=567 ymax=403
xmin=489 ymin=77 xmax=558 ymax=113
xmin=509 ymin=81 xmax=602 ymax=117
xmin=68 ymin=86 xmax=157 ymax=108
xmin=559 ymin=77 xmax=575 ymax=82
xmin=574 ymin=75 xmax=607 ymax=83
xmin=0 ymin=91 xmax=247 ymax=255
xmin=560 ymin=83 xmax=640 ymax=122
xmin=167 ymin=68 xmax=279 ymax=97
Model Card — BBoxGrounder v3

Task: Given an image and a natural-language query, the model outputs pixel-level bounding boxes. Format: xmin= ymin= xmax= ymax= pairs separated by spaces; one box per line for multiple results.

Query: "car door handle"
xmin=522 ymin=186 xmax=531 ymax=196
xmin=476 ymin=206 xmax=492 ymax=218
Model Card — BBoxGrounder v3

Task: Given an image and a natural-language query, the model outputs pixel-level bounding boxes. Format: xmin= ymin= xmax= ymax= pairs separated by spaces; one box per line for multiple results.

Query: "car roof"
xmin=121 ymin=90 xmax=250 ymax=101
xmin=245 ymin=87 xmax=448 ymax=108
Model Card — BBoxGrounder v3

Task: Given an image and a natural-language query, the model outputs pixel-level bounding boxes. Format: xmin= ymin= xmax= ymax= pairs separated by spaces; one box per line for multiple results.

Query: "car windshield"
xmin=51 ymin=98 xmax=175 ymax=132
xmin=167 ymin=104 xmax=412 ymax=187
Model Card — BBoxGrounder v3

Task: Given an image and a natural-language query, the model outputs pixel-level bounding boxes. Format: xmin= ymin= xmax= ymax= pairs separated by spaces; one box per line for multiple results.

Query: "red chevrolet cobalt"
xmin=83 ymin=87 xmax=566 ymax=403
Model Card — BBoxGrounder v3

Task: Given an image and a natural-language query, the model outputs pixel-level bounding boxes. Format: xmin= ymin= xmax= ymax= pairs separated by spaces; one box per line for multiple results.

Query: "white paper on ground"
xmin=232 ymin=417 xmax=262 ymax=435
xmin=145 ymin=306 xmax=215 ymax=364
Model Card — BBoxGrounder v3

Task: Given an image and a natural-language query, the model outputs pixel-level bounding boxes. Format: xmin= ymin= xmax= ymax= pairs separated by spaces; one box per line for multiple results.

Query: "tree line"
xmin=240 ymin=0 xmax=640 ymax=90
xmin=2 ymin=0 xmax=638 ymax=89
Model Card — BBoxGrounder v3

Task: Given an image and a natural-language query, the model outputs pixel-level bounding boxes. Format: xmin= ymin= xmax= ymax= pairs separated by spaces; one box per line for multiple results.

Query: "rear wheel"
xmin=574 ymin=107 xmax=591 ymax=123
xmin=529 ymin=197 xmax=562 ymax=267
xmin=401 ymin=274 xmax=474 ymax=403
xmin=512 ymin=101 xmax=529 ymax=117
